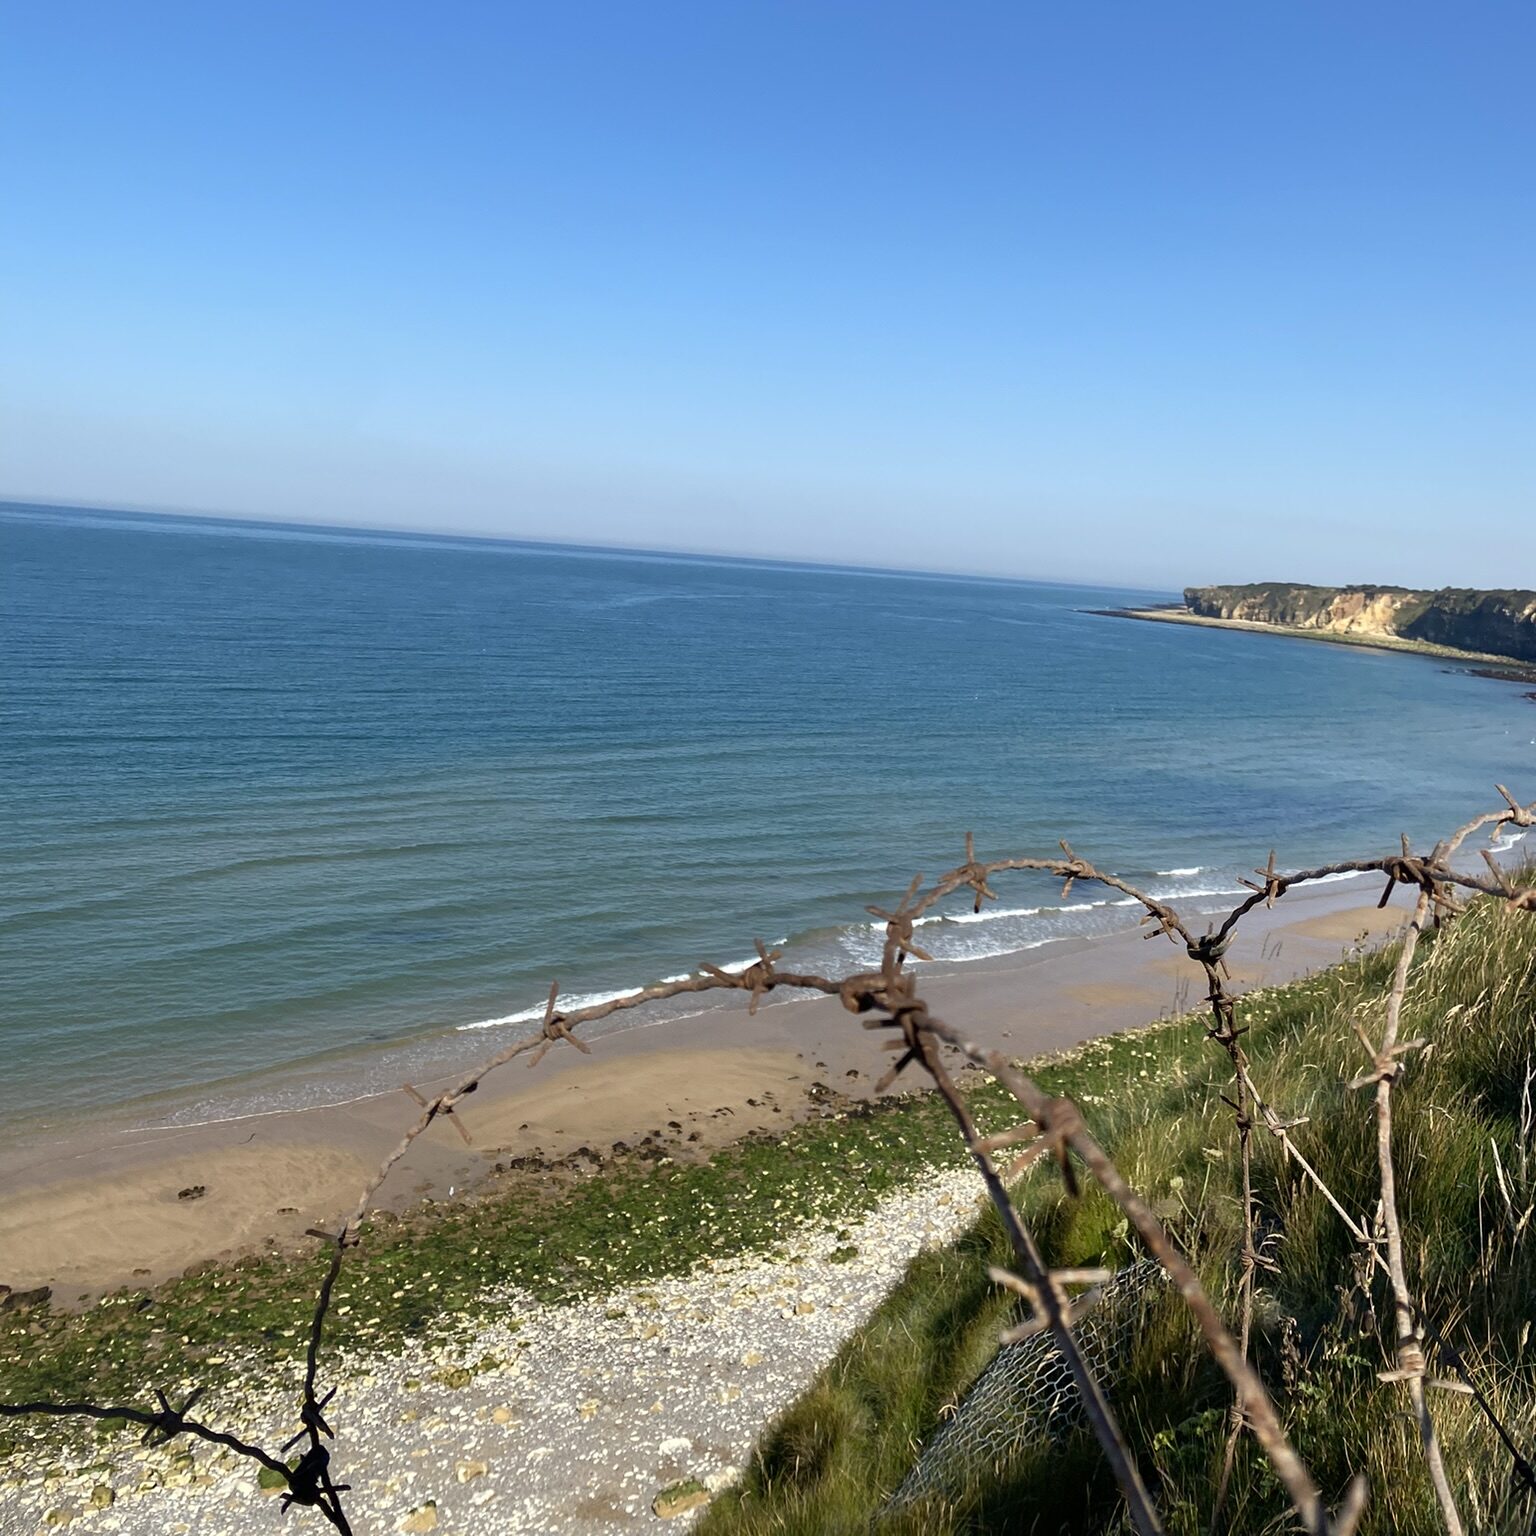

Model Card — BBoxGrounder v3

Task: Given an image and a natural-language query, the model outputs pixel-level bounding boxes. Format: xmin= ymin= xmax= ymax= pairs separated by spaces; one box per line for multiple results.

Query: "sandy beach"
xmin=0 ymin=878 xmax=1414 ymax=1302
xmin=0 ymin=877 xmax=1427 ymax=1536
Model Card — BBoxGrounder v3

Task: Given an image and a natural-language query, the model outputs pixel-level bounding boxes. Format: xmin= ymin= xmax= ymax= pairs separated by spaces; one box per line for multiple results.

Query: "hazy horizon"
xmin=6 ymin=494 xmax=1183 ymax=592
xmin=11 ymin=493 xmax=1535 ymax=598
xmin=4 ymin=4 xmax=1532 ymax=589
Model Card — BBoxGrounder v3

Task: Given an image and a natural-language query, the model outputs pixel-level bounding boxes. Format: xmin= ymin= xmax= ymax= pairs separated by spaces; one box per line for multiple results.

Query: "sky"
xmin=2 ymin=3 xmax=1532 ymax=590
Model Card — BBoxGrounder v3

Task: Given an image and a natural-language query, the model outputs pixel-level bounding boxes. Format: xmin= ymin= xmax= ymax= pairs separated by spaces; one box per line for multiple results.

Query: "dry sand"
xmin=0 ymin=1048 xmax=807 ymax=1301
xmin=0 ymin=879 xmax=1416 ymax=1300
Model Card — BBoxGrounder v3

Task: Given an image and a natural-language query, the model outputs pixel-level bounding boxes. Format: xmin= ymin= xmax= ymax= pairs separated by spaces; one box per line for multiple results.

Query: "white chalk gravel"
xmin=2 ymin=1168 xmax=985 ymax=1536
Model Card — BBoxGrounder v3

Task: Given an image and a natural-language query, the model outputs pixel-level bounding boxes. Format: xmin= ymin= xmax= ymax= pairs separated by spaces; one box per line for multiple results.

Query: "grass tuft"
xmin=701 ymin=891 xmax=1536 ymax=1535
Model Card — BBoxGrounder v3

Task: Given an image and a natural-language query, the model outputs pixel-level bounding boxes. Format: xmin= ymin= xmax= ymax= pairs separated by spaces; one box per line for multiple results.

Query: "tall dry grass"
xmin=702 ymin=889 xmax=1536 ymax=1534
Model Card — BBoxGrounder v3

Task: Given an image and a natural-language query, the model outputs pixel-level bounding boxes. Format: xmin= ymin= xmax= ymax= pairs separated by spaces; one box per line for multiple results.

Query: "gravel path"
xmin=3 ymin=1167 xmax=986 ymax=1536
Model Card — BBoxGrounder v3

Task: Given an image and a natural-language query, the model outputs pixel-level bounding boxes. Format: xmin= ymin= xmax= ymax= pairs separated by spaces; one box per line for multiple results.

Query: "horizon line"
xmin=0 ymin=493 xmax=1177 ymax=598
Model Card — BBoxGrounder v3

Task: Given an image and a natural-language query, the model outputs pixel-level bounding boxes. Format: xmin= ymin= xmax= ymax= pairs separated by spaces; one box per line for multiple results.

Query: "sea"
xmin=3 ymin=501 xmax=1532 ymax=1133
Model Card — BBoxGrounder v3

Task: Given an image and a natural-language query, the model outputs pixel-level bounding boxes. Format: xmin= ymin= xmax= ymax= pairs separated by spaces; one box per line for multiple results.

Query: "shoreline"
xmin=0 ymin=876 xmax=1417 ymax=1302
xmin=0 ymin=880 xmax=1327 ymax=1150
xmin=1092 ymin=604 xmax=1536 ymax=679
xmin=9 ymin=878 xmax=1531 ymax=1536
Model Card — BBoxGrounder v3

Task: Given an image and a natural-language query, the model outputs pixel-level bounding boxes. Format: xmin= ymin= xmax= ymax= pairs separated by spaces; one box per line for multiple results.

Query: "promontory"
xmin=1108 ymin=583 xmax=1536 ymax=668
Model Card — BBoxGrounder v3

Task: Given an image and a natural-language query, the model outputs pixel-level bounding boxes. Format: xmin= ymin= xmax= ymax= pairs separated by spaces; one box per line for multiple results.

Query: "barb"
xmin=913 ymin=1014 xmax=1165 ymax=1534
xmin=7 ymin=787 xmax=1534 ymax=1533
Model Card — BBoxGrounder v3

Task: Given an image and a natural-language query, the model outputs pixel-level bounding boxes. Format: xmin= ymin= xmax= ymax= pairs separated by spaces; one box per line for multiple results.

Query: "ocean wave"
xmin=868 ymin=899 xmax=1110 ymax=934
xmin=708 ymin=955 xmax=763 ymax=975
xmin=456 ymin=954 xmax=772 ymax=1032
xmin=1491 ymin=827 xmax=1529 ymax=853
xmin=829 ymin=893 xmax=1151 ymax=973
xmin=658 ymin=959 xmax=763 ymax=982
xmin=1145 ymin=877 xmax=1250 ymax=900
xmin=919 ymin=903 xmax=1043 ymax=926
xmin=450 ymin=858 xmax=1399 ymax=1042
xmin=925 ymin=933 xmax=1062 ymax=963
xmin=456 ymin=986 xmax=648 ymax=1030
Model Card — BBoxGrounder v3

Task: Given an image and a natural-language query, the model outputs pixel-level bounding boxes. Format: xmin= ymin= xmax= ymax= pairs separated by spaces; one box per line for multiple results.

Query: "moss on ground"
xmin=0 ymin=1015 xmax=1203 ymax=1441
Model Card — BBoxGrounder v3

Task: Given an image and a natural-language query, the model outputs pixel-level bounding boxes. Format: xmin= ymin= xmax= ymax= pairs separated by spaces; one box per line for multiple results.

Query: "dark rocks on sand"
xmin=0 ymin=1284 xmax=52 ymax=1312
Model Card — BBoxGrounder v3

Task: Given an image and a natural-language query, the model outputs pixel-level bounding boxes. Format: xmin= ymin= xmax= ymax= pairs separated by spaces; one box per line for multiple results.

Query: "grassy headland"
xmin=1184 ymin=583 xmax=1536 ymax=665
xmin=700 ymin=890 xmax=1536 ymax=1535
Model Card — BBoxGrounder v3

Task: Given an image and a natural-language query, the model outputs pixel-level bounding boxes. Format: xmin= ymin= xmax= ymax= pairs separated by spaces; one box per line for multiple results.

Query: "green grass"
xmin=699 ymin=894 xmax=1536 ymax=1536
xmin=0 ymin=982 xmax=1234 ymax=1442
xmin=0 ymin=1109 xmax=911 ymax=1410
xmin=10 ymin=894 xmax=1536 ymax=1533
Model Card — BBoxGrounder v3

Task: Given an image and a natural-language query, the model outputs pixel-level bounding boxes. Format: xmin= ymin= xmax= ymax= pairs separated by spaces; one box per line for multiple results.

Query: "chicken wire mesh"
xmin=884 ymin=1258 xmax=1165 ymax=1514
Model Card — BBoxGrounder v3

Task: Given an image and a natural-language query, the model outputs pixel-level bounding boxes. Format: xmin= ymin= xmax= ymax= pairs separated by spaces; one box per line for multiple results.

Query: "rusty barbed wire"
xmin=0 ymin=1393 xmax=353 ymax=1530
xmin=4 ymin=788 xmax=1536 ymax=1534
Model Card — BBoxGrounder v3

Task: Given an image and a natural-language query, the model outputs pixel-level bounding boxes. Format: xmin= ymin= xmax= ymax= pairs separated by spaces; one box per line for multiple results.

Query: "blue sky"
xmin=3 ymin=2 xmax=1531 ymax=587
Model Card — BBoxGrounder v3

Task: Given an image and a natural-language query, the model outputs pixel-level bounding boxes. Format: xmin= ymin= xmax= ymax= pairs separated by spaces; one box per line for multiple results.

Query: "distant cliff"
xmin=1183 ymin=583 xmax=1536 ymax=663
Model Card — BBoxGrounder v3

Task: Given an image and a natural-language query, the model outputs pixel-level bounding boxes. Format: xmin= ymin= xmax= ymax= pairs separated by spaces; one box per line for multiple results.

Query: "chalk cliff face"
xmin=1183 ymin=584 xmax=1536 ymax=663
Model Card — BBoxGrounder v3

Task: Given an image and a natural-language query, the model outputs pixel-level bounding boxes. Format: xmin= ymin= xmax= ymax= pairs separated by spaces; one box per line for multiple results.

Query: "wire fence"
xmin=885 ymin=1258 xmax=1167 ymax=1513
xmin=5 ymin=786 xmax=1536 ymax=1534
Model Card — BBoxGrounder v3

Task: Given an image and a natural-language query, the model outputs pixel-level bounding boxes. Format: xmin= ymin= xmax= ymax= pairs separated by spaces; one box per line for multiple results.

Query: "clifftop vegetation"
xmin=703 ymin=887 xmax=1536 ymax=1535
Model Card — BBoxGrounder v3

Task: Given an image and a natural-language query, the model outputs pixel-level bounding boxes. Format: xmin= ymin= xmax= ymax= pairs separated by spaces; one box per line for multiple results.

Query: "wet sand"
xmin=0 ymin=879 xmax=1414 ymax=1300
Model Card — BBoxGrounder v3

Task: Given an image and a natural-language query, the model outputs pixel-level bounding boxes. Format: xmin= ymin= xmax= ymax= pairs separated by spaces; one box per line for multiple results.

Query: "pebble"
xmin=0 ymin=1167 xmax=982 ymax=1536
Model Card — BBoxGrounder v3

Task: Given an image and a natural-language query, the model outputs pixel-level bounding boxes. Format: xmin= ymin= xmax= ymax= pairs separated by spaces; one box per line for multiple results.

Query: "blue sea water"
xmin=2 ymin=502 xmax=1532 ymax=1129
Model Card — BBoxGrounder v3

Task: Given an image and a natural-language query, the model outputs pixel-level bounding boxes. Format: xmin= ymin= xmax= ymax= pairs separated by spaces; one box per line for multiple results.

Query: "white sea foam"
xmin=455 ymin=955 xmax=773 ymax=1031
xmin=129 ymin=1088 xmax=390 ymax=1133
xmin=451 ymin=855 xmax=1408 ymax=1046
xmin=456 ymin=985 xmax=647 ymax=1031
xmin=921 ymin=897 xmax=1044 ymax=921
xmin=1491 ymin=827 xmax=1530 ymax=853
xmin=872 ymin=898 xmax=1113 ymax=935
xmin=1147 ymin=878 xmax=1250 ymax=900
xmin=929 ymin=933 xmax=1062 ymax=962
xmin=712 ymin=955 xmax=762 ymax=975
xmin=915 ymin=904 xmax=1042 ymax=926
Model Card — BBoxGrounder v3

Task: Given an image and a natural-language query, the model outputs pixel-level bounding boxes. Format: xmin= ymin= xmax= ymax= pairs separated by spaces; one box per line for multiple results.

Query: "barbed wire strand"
xmin=5 ymin=789 xmax=1536 ymax=1532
